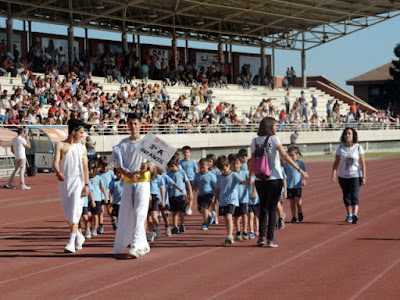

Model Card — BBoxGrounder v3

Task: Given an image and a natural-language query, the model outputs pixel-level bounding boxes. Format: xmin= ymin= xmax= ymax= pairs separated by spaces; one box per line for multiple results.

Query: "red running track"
xmin=0 ymin=158 xmax=399 ymax=299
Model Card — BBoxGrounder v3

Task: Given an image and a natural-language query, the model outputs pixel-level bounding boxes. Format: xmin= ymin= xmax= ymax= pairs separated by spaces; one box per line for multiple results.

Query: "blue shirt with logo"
xmin=169 ymin=169 xmax=189 ymax=197
xmin=179 ymin=159 xmax=198 ymax=181
xmin=216 ymin=172 xmax=242 ymax=207
xmin=193 ymin=171 xmax=217 ymax=196
xmin=284 ymin=160 xmax=306 ymax=189
xmin=109 ymin=178 xmax=124 ymax=205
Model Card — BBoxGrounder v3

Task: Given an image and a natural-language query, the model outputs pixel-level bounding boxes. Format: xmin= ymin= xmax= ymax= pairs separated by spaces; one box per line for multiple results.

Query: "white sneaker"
xmin=155 ymin=226 xmax=162 ymax=239
xmin=21 ymin=185 xmax=31 ymax=190
xmin=85 ymin=228 xmax=92 ymax=239
xmin=64 ymin=242 xmax=76 ymax=253
xmin=128 ymin=246 xmax=140 ymax=258
xmin=186 ymin=208 xmax=193 ymax=215
xmin=137 ymin=246 xmax=150 ymax=256
xmin=75 ymin=231 xmax=85 ymax=250
xmin=91 ymin=228 xmax=97 ymax=237
xmin=148 ymin=231 xmax=156 ymax=241
xmin=6 ymin=184 xmax=15 ymax=189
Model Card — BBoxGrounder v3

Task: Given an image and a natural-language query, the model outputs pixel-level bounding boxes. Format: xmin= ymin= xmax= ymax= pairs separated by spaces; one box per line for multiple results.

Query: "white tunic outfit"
xmin=111 ymin=137 xmax=151 ymax=254
xmin=58 ymin=143 xmax=85 ymax=224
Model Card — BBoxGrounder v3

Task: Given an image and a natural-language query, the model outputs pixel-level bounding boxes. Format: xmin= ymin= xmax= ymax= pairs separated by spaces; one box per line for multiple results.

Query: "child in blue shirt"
xmin=109 ymin=168 xmax=124 ymax=231
xmin=284 ymin=145 xmax=307 ymax=223
xmin=168 ymin=156 xmax=192 ymax=234
xmin=81 ymin=181 xmax=94 ymax=239
xmin=215 ymin=155 xmax=244 ymax=244
xmin=88 ymin=161 xmax=108 ymax=237
xmin=161 ymin=171 xmax=183 ymax=236
xmin=98 ymin=156 xmax=114 ymax=233
xmin=277 ymin=164 xmax=287 ymax=229
xmin=148 ymin=165 xmax=165 ymax=241
xmin=193 ymin=158 xmax=217 ymax=230
xmin=206 ymin=153 xmax=221 ymax=225
xmin=248 ymin=175 xmax=259 ymax=239
xmin=238 ymin=148 xmax=249 ymax=171
xmin=230 ymin=155 xmax=250 ymax=240
xmin=179 ymin=145 xmax=198 ymax=215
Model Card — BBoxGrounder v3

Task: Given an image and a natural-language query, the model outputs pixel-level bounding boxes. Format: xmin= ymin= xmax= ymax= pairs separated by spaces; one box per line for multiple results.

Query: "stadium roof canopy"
xmin=0 ymin=0 xmax=399 ymax=51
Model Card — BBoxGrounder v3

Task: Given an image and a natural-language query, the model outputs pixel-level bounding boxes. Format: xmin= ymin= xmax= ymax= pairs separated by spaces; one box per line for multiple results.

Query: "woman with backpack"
xmin=248 ymin=117 xmax=308 ymax=248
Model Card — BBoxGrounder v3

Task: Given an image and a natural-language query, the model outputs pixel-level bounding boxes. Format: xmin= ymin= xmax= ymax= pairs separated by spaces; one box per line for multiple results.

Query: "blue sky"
xmin=2 ymin=15 xmax=400 ymax=92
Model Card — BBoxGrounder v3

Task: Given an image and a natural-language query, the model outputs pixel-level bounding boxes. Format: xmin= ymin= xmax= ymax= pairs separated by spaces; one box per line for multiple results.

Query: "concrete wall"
xmin=91 ymin=129 xmax=400 ymax=154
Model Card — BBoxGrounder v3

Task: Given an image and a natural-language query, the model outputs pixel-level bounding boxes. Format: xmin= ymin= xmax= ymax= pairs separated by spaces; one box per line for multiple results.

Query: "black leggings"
xmin=338 ymin=177 xmax=361 ymax=207
xmin=255 ymin=179 xmax=283 ymax=240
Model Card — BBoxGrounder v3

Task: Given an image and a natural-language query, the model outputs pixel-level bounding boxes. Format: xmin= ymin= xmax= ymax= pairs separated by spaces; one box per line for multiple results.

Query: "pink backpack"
xmin=253 ymin=136 xmax=271 ymax=180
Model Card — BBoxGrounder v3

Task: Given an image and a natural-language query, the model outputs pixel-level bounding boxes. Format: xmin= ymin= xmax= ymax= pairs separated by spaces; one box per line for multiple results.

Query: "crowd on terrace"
xmin=0 ymin=39 xmax=398 ymax=133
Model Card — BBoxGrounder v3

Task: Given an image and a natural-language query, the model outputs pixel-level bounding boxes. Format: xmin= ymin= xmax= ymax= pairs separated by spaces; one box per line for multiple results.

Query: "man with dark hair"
xmin=7 ymin=127 xmax=31 ymax=189
xmin=109 ymin=112 xmax=151 ymax=258
xmin=53 ymin=118 xmax=89 ymax=253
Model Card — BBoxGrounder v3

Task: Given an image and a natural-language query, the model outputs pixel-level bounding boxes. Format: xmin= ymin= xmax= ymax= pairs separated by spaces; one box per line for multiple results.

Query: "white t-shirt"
xmin=251 ymin=135 xmax=284 ymax=181
xmin=12 ymin=136 xmax=27 ymax=160
xmin=336 ymin=144 xmax=365 ymax=178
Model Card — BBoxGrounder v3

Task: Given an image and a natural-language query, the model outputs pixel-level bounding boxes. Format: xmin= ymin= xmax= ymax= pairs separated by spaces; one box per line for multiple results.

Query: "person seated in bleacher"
xmin=218 ymin=73 xmax=228 ymax=88
xmin=0 ymin=52 xmax=15 ymax=76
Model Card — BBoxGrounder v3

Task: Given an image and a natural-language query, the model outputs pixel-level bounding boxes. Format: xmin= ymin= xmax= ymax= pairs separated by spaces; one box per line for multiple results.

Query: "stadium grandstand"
xmin=0 ymin=0 xmax=400 ymax=175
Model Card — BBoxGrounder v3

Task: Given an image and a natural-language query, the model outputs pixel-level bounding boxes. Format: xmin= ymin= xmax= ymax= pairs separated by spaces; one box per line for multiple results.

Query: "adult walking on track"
xmin=248 ymin=117 xmax=308 ymax=248
xmin=7 ymin=127 xmax=31 ymax=190
xmin=332 ymin=127 xmax=366 ymax=224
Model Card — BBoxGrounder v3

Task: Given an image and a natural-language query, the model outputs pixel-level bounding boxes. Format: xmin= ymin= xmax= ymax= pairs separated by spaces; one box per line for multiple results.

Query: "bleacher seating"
xmin=0 ymin=74 xmax=350 ymax=120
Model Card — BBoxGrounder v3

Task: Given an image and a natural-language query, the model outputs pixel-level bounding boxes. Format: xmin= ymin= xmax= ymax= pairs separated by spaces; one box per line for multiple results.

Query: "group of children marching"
xmin=80 ymin=145 xmax=307 ymax=245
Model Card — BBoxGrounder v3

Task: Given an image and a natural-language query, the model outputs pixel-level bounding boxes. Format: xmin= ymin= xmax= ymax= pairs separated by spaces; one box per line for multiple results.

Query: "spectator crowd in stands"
xmin=0 ymin=39 xmax=398 ymax=133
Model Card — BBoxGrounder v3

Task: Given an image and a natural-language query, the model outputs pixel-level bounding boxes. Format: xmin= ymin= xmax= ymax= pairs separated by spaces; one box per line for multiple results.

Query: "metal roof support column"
xmin=218 ymin=43 xmax=224 ymax=65
xmin=260 ymin=42 xmax=266 ymax=86
xmin=122 ymin=31 xmax=128 ymax=54
xmin=6 ymin=18 xmax=13 ymax=53
xmin=172 ymin=15 xmax=178 ymax=72
xmin=301 ymin=32 xmax=306 ymax=88
xmin=136 ymin=35 xmax=142 ymax=77
xmin=272 ymin=46 xmax=275 ymax=86
xmin=28 ymin=21 xmax=32 ymax=52
xmin=185 ymin=39 xmax=189 ymax=64
xmin=229 ymin=44 xmax=233 ymax=83
xmin=85 ymin=28 xmax=89 ymax=53
xmin=218 ymin=22 xmax=223 ymax=65
xmin=68 ymin=26 xmax=74 ymax=70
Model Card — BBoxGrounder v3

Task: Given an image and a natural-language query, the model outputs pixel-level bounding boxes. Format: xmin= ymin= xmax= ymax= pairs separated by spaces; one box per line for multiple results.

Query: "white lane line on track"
xmin=0 ymin=197 xmax=26 ymax=203
xmin=0 ymin=215 xmax=63 ymax=227
xmin=206 ymin=206 xmax=400 ymax=300
xmin=72 ymin=248 xmax=220 ymax=300
xmin=0 ymin=258 xmax=90 ymax=284
xmin=0 ymin=198 xmax=59 ymax=208
xmin=350 ymin=256 xmax=400 ymax=300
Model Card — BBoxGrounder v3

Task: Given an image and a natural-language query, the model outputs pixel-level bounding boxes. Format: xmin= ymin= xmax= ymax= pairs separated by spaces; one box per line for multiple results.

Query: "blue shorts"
xmin=82 ymin=207 xmax=89 ymax=216
xmin=248 ymin=204 xmax=260 ymax=216
xmin=159 ymin=203 xmax=170 ymax=212
xmin=219 ymin=204 xmax=235 ymax=216
xmin=197 ymin=194 xmax=214 ymax=211
xmin=287 ymin=188 xmax=302 ymax=199
xmin=112 ymin=204 xmax=120 ymax=217
xmin=170 ymin=195 xmax=186 ymax=212
xmin=233 ymin=203 xmax=249 ymax=217
xmin=149 ymin=195 xmax=159 ymax=212
xmin=90 ymin=201 xmax=103 ymax=215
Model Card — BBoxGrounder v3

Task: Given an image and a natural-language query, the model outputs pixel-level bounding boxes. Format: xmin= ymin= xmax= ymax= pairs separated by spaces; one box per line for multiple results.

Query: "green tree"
xmin=388 ymin=43 xmax=400 ymax=115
